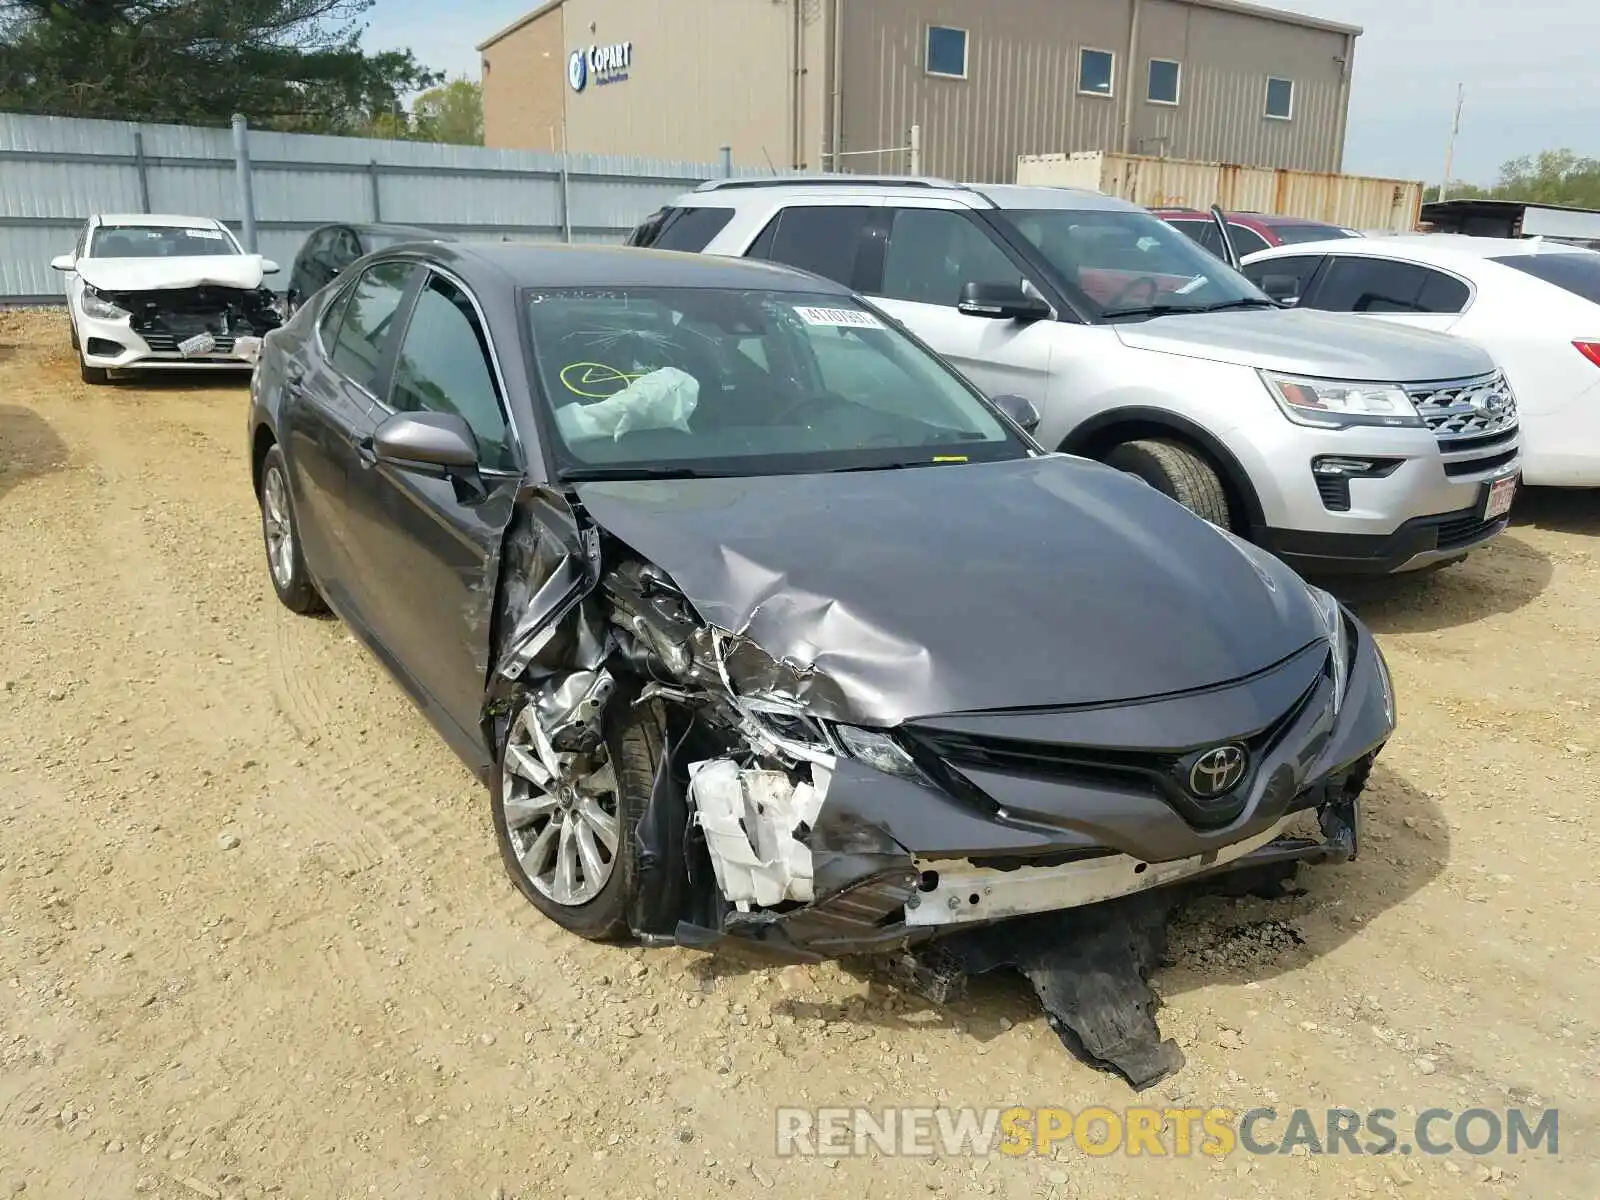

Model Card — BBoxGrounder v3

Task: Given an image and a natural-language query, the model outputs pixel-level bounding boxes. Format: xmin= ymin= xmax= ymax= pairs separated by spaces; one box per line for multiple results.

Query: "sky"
xmin=367 ymin=0 xmax=1596 ymax=186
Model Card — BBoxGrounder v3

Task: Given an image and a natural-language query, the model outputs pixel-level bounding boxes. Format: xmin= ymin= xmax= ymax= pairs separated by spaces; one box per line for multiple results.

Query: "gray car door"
xmin=337 ymin=268 xmax=521 ymax=759
xmin=283 ymin=260 xmax=419 ymax=612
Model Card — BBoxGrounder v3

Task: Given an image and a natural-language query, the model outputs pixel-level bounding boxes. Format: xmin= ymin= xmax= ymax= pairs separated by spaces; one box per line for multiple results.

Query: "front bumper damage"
xmin=78 ymin=284 xmax=280 ymax=370
xmin=483 ymin=486 xmax=1394 ymax=1089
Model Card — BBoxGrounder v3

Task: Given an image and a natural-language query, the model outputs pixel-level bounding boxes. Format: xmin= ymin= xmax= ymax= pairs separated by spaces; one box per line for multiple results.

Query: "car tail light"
xmin=1575 ymin=341 xmax=1600 ymax=368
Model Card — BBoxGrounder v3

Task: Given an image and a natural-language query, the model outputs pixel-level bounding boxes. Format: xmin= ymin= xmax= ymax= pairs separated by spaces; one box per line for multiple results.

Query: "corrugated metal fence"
xmin=0 ymin=112 xmax=772 ymax=303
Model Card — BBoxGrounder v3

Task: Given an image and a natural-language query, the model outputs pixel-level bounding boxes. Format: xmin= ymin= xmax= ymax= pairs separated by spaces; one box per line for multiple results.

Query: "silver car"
xmin=634 ymin=179 xmax=1522 ymax=576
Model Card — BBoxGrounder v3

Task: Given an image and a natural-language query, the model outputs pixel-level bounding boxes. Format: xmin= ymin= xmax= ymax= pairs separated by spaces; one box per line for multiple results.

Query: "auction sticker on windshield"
xmin=185 ymin=229 xmax=226 ymax=239
xmin=794 ymin=306 xmax=884 ymax=329
xmin=1484 ymin=474 xmax=1517 ymax=520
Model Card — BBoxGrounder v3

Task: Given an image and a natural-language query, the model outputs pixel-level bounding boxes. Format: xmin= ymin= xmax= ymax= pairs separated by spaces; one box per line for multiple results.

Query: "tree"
xmin=410 ymin=78 xmax=482 ymax=146
xmin=0 ymin=0 xmax=440 ymax=135
xmin=1426 ymin=150 xmax=1600 ymax=210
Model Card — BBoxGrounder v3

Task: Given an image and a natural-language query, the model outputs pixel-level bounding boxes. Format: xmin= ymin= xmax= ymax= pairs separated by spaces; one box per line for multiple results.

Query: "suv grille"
xmin=1406 ymin=372 xmax=1520 ymax=478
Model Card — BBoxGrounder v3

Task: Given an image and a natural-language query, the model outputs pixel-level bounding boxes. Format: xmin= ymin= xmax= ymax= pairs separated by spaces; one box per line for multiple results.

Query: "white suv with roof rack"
xmin=628 ymin=177 xmax=1523 ymax=577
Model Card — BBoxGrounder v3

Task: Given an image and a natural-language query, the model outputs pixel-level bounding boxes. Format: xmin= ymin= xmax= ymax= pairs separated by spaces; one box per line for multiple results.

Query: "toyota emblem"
xmin=1188 ymin=745 xmax=1248 ymax=798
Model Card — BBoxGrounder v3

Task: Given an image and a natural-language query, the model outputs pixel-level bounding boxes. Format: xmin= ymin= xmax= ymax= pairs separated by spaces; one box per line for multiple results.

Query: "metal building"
xmin=479 ymin=0 xmax=1361 ymax=183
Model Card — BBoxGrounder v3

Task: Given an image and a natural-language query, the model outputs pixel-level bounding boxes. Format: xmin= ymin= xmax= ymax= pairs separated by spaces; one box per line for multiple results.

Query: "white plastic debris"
xmin=687 ymin=759 xmax=826 ymax=909
xmin=554 ymin=366 xmax=699 ymax=443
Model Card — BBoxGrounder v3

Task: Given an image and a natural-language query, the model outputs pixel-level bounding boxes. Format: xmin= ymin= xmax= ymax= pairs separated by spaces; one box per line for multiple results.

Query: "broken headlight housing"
xmin=833 ymin=725 xmax=925 ymax=781
xmin=1307 ymin=584 xmax=1352 ymax=711
xmin=80 ymin=287 xmax=129 ymax=321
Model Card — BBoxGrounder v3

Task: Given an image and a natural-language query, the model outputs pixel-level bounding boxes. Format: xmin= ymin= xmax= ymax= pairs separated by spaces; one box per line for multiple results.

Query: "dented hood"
xmin=575 ymin=456 xmax=1324 ymax=725
xmin=75 ymin=255 xmax=267 ymax=293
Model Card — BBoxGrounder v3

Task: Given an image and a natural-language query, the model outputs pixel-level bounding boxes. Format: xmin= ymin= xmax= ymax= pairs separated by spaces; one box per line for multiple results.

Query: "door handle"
xmin=356 ymin=434 xmax=378 ymax=466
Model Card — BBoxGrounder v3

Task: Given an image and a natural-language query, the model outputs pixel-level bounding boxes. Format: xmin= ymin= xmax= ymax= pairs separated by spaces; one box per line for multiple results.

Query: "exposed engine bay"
xmin=107 ymin=284 xmax=282 ymax=359
xmin=477 ymin=483 xmax=1385 ymax=1090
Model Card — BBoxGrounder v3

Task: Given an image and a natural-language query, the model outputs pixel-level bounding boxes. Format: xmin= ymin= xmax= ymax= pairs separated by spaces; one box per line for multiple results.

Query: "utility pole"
xmin=1438 ymin=83 xmax=1465 ymax=202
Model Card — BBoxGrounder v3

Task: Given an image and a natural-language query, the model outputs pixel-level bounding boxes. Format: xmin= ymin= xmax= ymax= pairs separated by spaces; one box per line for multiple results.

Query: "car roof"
xmin=686 ymin=176 xmax=1142 ymax=214
xmin=1245 ymin=233 xmax=1596 ymax=265
xmin=428 ymin=242 xmax=858 ymax=294
xmin=94 ymin=213 xmax=227 ymax=229
xmin=318 ymin=222 xmax=446 ymax=238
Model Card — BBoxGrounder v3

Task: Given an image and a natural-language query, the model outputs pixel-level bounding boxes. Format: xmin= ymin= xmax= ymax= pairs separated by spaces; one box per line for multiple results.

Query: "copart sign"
xmin=569 ymin=42 xmax=633 ymax=92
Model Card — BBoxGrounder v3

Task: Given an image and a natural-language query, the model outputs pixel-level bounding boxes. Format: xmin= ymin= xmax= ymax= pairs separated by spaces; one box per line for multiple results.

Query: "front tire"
xmin=79 ymin=356 xmax=109 ymax=385
xmin=492 ymin=692 xmax=663 ymax=941
xmin=1104 ymin=438 xmax=1232 ymax=529
xmin=258 ymin=444 xmax=326 ymax=614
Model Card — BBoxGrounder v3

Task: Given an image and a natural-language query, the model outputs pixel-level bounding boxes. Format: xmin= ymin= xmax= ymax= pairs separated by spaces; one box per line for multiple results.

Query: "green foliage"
xmin=1426 ymin=150 xmax=1600 ymax=210
xmin=410 ymin=78 xmax=482 ymax=146
xmin=0 ymin=0 xmax=440 ymax=135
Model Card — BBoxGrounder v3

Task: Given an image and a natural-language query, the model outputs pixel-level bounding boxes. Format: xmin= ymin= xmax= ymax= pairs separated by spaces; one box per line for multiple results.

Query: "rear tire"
xmin=1104 ymin=438 xmax=1232 ymax=528
xmin=79 ymin=357 xmax=109 ymax=385
xmin=491 ymin=692 xmax=663 ymax=942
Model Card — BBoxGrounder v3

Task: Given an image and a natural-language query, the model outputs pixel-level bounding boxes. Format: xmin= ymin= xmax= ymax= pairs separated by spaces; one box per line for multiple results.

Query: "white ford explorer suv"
xmin=630 ymin=178 xmax=1523 ymax=577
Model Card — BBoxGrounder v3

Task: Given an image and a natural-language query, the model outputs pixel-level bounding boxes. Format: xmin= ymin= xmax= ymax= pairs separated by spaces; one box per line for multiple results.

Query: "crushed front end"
xmin=483 ymin=483 xmax=1396 ymax=1088
xmin=79 ymin=284 xmax=281 ymax=370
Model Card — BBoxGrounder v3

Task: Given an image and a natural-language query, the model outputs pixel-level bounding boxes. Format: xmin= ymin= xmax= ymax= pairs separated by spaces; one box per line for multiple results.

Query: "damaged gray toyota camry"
xmin=248 ymin=242 xmax=1396 ymax=1088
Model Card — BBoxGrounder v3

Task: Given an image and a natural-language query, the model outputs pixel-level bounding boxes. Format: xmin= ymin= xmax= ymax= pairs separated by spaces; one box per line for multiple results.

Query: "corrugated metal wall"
xmin=1017 ymin=151 xmax=1424 ymax=232
xmin=837 ymin=0 xmax=1353 ymax=184
xmin=0 ymin=112 xmax=770 ymax=302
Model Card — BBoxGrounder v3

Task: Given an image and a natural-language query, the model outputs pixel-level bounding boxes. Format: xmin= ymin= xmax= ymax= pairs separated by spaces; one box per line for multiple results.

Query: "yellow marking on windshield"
xmin=559 ymin=361 xmax=644 ymax=399
xmin=932 ymin=456 xmax=969 ymax=463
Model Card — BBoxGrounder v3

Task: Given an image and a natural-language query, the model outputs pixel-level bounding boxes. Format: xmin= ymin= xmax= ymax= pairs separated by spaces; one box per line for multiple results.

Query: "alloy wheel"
xmin=501 ymin=705 xmax=621 ymax=906
xmin=261 ymin=466 xmax=296 ymax=590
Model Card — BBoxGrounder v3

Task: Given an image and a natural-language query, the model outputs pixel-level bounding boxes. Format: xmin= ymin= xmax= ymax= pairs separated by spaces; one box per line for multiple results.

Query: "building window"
xmin=1079 ymin=48 xmax=1115 ymax=97
xmin=1146 ymin=58 xmax=1180 ymax=105
xmin=926 ymin=26 xmax=968 ymax=79
xmin=1265 ymin=76 xmax=1294 ymax=120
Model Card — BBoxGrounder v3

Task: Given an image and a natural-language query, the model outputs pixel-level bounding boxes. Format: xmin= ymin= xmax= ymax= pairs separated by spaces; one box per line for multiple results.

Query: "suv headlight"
xmin=1261 ymin=370 xmax=1422 ymax=430
xmin=80 ymin=287 xmax=129 ymax=321
xmin=1307 ymin=584 xmax=1352 ymax=710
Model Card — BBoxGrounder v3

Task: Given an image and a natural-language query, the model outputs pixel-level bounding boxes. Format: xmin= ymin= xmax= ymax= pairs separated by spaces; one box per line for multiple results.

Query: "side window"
xmin=332 ymin=228 xmax=363 ymax=267
xmin=1415 ymin=268 xmax=1471 ymax=314
xmin=1226 ymin=224 xmax=1272 ymax=256
xmin=746 ymin=206 xmax=871 ymax=287
xmin=652 ymin=207 xmax=736 ymax=252
xmin=390 ymin=274 xmax=514 ymax=471
xmin=879 ymin=208 xmax=1024 ymax=306
xmin=1242 ymin=254 xmax=1325 ymax=301
xmin=329 ymin=261 xmax=416 ymax=392
xmin=1310 ymin=258 xmax=1435 ymax=313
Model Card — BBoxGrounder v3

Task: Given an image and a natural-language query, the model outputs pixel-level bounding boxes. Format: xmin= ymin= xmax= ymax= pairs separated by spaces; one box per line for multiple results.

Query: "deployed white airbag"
xmin=555 ymin=367 xmax=699 ymax=443
xmin=688 ymin=759 xmax=827 ymax=909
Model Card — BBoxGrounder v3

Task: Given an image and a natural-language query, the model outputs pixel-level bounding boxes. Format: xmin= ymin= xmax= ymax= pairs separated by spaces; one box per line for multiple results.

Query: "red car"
xmin=1154 ymin=207 xmax=1362 ymax=258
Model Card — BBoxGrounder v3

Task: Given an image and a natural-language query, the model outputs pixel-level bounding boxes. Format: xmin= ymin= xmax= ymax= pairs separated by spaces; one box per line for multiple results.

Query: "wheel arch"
xmin=250 ymin=423 xmax=278 ymax=496
xmin=1061 ymin=407 xmax=1265 ymax=534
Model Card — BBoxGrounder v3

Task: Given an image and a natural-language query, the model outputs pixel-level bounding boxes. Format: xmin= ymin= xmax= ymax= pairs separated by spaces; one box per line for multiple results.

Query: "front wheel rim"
xmin=502 ymin=706 xmax=621 ymax=906
xmin=262 ymin=467 xmax=295 ymax=589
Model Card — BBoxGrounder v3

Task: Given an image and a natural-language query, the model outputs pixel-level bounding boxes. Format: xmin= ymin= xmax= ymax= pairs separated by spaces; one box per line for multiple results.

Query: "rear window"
xmin=652 ymin=207 xmax=736 ymax=252
xmin=1269 ymin=223 xmax=1359 ymax=246
xmin=1491 ymin=252 xmax=1600 ymax=305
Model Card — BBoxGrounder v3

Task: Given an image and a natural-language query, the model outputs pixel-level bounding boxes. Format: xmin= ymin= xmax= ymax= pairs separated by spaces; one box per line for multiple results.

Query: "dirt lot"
xmin=0 ymin=307 xmax=1596 ymax=1200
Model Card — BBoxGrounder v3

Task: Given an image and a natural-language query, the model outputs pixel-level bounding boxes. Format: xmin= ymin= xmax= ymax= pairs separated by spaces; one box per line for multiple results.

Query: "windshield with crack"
xmin=996 ymin=209 xmax=1272 ymax=319
xmin=525 ymin=287 xmax=1027 ymax=478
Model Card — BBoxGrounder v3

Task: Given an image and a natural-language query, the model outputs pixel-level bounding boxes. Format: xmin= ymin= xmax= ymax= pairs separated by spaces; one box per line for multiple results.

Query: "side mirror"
xmin=958 ymin=281 xmax=1051 ymax=322
xmin=1258 ymin=274 xmax=1301 ymax=304
xmin=261 ymin=259 xmax=281 ymax=275
xmin=990 ymin=392 xmax=1041 ymax=434
xmin=50 ymin=254 xmax=75 ymax=272
xmin=373 ymin=411 xmax=479 ymax=474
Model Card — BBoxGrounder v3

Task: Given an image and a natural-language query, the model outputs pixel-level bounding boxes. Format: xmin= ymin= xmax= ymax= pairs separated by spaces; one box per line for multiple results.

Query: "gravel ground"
xmin=1 ymin=308 xmax=1596 ymax=1199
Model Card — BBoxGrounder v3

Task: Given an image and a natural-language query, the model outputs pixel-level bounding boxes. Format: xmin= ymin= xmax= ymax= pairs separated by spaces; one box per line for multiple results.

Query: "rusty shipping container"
xmin=1018 ymin=151 xmax=1423 ymax=233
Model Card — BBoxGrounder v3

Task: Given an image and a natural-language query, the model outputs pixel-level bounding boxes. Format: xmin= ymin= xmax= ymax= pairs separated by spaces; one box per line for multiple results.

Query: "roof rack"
xmin=692 ymin=175 xmax=968 ymax=194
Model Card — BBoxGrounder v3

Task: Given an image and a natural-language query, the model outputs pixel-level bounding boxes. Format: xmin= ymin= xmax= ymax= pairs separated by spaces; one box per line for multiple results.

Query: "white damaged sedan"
xmin=51 ymin=214 xmax=284 ymax=384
